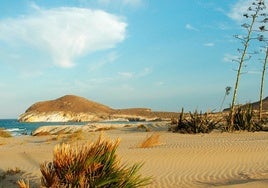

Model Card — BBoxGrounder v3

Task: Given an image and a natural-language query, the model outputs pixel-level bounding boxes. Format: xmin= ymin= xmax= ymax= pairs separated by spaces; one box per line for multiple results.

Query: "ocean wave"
xmin=5 ymin=128 xmax=27 ymax=136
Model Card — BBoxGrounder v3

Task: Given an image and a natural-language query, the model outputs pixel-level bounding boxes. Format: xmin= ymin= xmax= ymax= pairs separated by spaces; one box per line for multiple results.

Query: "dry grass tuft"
xmin=138 ymin=133 xmax=161 ymax=148
xmin=17 ymin=179 xmax=30 ymax=188
xmin=37 ymin=134 xmax=151 ymax=187
xmin=0 ymin=128 xmax=12 ymax=138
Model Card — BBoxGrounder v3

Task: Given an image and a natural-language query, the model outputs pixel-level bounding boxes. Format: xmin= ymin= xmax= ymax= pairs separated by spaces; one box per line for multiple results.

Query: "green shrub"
xmin=226 ymin=104 xmax=262 ymax=132
xmin=174 ymin=108 xmax=219 ymax=134
xmin=39 ymin=135 xmax=151 ymax=188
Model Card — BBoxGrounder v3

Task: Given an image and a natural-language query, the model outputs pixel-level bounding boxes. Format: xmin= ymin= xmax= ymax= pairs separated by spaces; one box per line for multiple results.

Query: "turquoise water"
xmin=0 ymin=119 xmax=87 ymax=136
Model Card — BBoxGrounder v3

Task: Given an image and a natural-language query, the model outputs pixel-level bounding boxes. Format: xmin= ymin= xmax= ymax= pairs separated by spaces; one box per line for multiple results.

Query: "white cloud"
xmin=118 ymin=72 xmax=134 ymax=79
xmin=29 ymin=2 xmax=41 ymax=11
xmin=0 ymin=6 xmax=127 ymax=68
xmin=118 ymin=67 xmax=152 ymax=80
xmin=204 ymin=42 xmax=214 ymax=47
xmin=227 ymin=0 xmax=250 ymax=22
xmin=228 ymin=0 xmax=268 ymax=22
xmin=138 ymin=67 xmax=152 ymax=77
xmin=223 ymin=53 xmax=239 ymax=63
xmin=185 ymin=24 xmax=199 ymax=31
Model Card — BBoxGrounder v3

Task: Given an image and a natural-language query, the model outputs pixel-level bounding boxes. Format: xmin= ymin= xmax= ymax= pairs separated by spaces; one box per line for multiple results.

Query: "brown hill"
xmin=20 ymin=95 xmax=179 ymax=122
xmin=250 ymin=96 xmax=268 ymax=111
xmin=224 ymin=96 xmax=268 ymax=111
xmin=25 ymin=95 xmax=114 ymax=114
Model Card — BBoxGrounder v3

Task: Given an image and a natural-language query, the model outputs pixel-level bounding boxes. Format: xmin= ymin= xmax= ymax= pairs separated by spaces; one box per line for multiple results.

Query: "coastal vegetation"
xmin=138 ymin=133 xmax=161 ymax=148
xmin=173 ymin=0 xmax=268 ymax=134
xmin=173 ymin=108 xmax=220 ymax=134
xmin=18 ymin=135 xmax=151 ymax=188
xmin=228 ymin=0 xmax=268 ymax=130
xmin=226 ymin=104 xmax=263 ymax=132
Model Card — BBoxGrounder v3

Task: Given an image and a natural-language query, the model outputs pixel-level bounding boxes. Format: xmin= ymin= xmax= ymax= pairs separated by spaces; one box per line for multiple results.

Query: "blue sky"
xmin=0 ymin=0 xmax=267 ymax=118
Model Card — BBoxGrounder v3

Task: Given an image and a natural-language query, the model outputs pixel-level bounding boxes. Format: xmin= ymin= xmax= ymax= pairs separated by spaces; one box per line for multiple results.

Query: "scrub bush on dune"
xmin=36 ymin=135 xmax=151 ymax=188
xmin=174 ymin=108 xmax=220 ymax=134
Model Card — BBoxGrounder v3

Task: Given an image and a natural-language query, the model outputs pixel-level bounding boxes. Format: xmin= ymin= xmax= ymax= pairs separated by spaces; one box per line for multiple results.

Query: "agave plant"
xmin=226 ymin=104 xmax=262 ymax=132
xmin=174 ymin=108 xmax=220 ymax=134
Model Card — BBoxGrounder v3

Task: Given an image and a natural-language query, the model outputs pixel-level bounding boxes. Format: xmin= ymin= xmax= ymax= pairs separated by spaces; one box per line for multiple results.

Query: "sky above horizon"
xmin=0 ymin=0 xmax=267 ymax=118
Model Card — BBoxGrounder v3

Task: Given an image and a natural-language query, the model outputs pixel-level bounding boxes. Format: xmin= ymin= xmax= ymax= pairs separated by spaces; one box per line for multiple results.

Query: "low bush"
xmin=36 ymin=135 xmax=151 ymax=188
xmin=174 ymin=108 xmax=220 ymax=134
xmin=226 ymin=104 xmax=263 ymax=132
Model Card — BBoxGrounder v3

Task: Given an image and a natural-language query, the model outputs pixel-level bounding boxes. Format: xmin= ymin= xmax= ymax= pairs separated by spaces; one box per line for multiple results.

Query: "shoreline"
xmin=1 ymin=120 xmax=171 ymax=136
xmin=1 ymin=126 xmax=268 ymax=187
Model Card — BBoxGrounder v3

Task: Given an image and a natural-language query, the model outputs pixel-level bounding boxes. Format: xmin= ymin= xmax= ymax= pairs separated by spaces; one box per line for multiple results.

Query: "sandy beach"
xmin=0 ymin=126 xmax=268 ymax=188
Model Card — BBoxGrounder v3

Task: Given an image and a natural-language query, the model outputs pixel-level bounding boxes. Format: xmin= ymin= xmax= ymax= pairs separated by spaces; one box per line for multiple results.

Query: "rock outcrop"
xmin=19 ymin=95 xmax=177 ymax=122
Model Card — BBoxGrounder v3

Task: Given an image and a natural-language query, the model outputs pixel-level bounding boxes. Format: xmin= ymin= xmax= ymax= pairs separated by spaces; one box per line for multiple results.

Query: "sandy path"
xmin=0 ymin=130 xmax=268 ymax=188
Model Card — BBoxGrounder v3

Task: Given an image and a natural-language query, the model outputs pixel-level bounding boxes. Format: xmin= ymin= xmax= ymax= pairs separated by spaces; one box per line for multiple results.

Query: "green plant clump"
xmin=174 ymin=108 xmax=219 ymax=134
xmin=38 ymin=135 xmax=151 ymax=188
xmin=226 ymin=104 xmax=262 ymax=132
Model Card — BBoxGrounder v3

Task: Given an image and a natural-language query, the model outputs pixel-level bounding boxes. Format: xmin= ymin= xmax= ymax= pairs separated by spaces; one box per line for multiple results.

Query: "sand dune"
xmin=0 ymin=127 xmax=268 ymax=188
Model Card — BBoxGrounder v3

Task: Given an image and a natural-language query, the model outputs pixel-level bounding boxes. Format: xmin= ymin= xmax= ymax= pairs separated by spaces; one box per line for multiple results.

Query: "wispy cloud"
xmin=227 ymin=0 xmax=251 ymax=22
xmin=228 ymin=0 xmax=268 ymax=22
xmin=89 ymin=51 xmax=119 ymax=71
xmin=138 ymin=67 xmax=152 ymax=77
xmin=118 ymin=72 xmax=134 ymax=79
xmin=118 ymin=67 xmax=152 ymax=80
xmin=185 ymin=24 xmax=199 ymax=31
xmin=204 ymin=42 xmax=215 ymax=47
xmin=0 ymin=5 xmax=127 ymax=68
xmin=223 ymin=53 xmax=239 ymax=63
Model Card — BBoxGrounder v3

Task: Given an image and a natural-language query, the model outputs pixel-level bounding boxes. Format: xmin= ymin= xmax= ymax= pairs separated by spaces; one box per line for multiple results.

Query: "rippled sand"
xmin=0 ymin=128 xmax=268 ymax=188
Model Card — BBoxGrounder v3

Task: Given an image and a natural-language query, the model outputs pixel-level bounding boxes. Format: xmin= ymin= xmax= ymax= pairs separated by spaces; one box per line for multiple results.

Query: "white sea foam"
xmin=5 ymin=128 xmax=27 ymax=136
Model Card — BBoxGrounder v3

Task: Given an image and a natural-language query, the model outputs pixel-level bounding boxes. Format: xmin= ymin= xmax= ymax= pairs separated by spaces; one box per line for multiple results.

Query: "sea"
xmin=0 ymin=119 xmax=147 ymax=136
xmin=0 ymin=119 xmax=88 ymax=136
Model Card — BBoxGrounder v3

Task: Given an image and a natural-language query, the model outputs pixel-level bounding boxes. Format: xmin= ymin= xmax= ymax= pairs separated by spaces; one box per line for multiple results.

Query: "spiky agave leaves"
xmin=40 ymin=135 xmax=151 ymax=188
xmin=174 ymin=109 xmax=220 ymax=134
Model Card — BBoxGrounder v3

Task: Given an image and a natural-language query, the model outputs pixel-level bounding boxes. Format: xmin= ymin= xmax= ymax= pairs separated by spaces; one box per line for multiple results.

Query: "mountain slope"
xmin=25 ymin=95 xmax=114 ymax=114
xmin=223 ymin=96 xmax=268 ymax=111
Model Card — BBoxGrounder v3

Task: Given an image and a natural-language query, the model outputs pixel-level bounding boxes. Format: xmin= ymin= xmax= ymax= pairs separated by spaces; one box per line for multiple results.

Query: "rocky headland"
xmin=18 ymin=95 xmax=179 ymax=122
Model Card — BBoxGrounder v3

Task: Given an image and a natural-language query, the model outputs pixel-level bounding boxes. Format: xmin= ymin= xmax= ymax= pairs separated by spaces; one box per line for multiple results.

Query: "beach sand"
xmin=0 ymin=126 xmax=268 ymax=188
